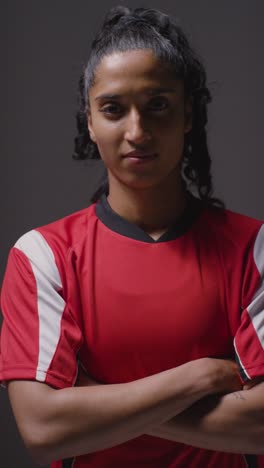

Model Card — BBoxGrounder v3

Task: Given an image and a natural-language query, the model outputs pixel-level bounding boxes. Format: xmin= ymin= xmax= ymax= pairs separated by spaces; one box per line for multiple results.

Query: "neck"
xmin=107 ymin=171 xmax=187 ymax=233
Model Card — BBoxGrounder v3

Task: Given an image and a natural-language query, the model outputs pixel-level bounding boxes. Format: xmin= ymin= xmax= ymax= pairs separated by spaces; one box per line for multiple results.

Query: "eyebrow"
xmin=94 ymin=87 xmax=178 ymax=101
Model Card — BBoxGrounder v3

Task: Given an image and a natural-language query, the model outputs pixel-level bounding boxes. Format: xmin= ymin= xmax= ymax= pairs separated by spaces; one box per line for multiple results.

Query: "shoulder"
xmin=200 ymin=204 xmax=264 ymax=249
xmin=11 ymin=203 xmax=97 ymax=273
xmin=14 ymin=204 xmax=96 ymax=253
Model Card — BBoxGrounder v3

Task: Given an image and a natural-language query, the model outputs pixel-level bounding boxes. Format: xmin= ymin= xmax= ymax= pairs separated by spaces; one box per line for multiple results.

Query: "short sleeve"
xmin=0 ymin=230 xmax=83 ymax=389
xmin=234 ymin=225 xmax=264 ymax=383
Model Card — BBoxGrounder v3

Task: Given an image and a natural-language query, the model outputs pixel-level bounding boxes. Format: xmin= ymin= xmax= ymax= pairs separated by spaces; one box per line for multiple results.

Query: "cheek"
xmin=160 ymin=123 xmax=186 ymax=149
xmin=94 ymin=117 xmax=122 ymax=144
xmin=157 ymin=108 xmax=186 ymax=136
xmin=93 ymin=129 xmax=121 ymax=163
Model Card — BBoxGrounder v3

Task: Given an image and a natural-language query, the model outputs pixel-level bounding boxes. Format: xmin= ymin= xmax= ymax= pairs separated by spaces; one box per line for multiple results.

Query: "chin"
xmin=121 ymin=178 xmax=171 ymax=192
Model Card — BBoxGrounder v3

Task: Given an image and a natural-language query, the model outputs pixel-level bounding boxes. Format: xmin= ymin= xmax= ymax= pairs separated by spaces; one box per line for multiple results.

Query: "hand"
xmin=204 ymin=358 xmax=242 ymax=395
xmin=243 ymin=376 xmax=264 ymax=390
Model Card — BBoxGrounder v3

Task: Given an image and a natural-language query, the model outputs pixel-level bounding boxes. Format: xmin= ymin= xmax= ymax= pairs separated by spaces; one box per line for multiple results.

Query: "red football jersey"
xmin=1 ymin=194 xmax=264 ymax=467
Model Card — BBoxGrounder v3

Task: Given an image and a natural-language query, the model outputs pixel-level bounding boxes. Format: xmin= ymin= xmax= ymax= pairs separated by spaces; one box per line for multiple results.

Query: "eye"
xmin=100 ymin=102 xmax=123 ymax=115
xmin=148 ymin=97 xmax=169 ymax=112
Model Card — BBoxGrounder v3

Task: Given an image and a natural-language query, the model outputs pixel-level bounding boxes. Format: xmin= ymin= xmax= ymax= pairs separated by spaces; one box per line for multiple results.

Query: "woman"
xmin=1 ymin=6 xmax=264 ymax=468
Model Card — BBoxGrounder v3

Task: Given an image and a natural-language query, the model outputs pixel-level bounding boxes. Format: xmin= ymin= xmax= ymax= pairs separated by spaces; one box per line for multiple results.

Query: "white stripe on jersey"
xmin=15 ymin=230 xmax=65 ymax=382
xmin=234 ymin=340 xmax=250 ymax=380
xmin=247 ymin=224 xmax=264 ymax=349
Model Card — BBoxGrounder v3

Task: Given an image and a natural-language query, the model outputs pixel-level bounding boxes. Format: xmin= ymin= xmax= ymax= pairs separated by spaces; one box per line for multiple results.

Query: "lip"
xmin=123 ymin=151 xmax=158 ymax=159
xmin=123 ymin=153 xmax=158 ymax=166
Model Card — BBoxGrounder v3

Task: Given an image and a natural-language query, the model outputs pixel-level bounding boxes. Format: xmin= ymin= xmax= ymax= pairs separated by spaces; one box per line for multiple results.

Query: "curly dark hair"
xmin=73 ymin=5 xmax=224 ymax=207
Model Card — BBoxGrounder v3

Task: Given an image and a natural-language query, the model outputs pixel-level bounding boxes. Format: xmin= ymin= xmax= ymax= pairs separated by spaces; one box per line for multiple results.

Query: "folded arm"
xmin=8 ymin=358 xmax=239 ymax=465
xmin=146 ymin=379 xmax=264 ymax=454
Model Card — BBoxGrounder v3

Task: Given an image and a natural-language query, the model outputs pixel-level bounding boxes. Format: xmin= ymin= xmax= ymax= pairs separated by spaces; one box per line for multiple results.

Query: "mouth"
xmin=123 ymin=151 xmax=158 ymax=162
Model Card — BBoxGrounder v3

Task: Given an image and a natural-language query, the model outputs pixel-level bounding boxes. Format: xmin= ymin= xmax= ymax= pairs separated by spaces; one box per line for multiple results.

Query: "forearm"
xmin=9 ymin=359 xmax=215 ymax=464
xmin=147 ymin=383 xmax=264 ymax=454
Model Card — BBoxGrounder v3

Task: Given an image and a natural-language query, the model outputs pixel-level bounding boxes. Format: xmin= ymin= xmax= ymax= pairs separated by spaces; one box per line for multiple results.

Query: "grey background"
xmin=1 ymin=1 xmax=263 ymax=466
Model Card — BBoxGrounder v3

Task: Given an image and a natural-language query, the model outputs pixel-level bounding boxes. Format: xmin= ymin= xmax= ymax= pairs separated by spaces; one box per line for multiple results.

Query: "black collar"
xmin=95 ymin=192 xmax=203 ymax=243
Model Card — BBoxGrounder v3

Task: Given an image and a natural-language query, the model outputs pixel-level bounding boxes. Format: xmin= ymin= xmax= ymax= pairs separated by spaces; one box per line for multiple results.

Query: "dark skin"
xmin=87 ymin=49 xmax=192 ymax=238
xmin=76 ymin=368 xmax=264 ymax=454
xmin=85 ymin=51 xmax=264 ymax=454
xmin=6 ymin=50 xmax=263 ymax=464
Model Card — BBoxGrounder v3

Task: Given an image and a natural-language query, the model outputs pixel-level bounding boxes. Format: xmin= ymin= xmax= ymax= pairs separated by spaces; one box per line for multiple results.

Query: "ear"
xmin=184 ymin=98 xmax=192 ymax=134
xmin=87 ymin=112 xmax=97 ymax=143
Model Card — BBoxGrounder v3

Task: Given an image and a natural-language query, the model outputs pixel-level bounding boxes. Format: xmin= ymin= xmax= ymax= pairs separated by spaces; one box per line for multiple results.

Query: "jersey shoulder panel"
xmin=0 ymin=205 xmax=98 ymax=388
xmin=0 ymin=204 xmax=98 ymax=388
xmin=15 ymin=203 xmax=98 ymax=285
xmin=234 ymin=223 xmax=264 ymax=381
xmin=201 ymin=206 xmax=264 ymax=299
xmin=201 ymin=208 xmax=264 ymax=382
xmin=201 ymin=205 xmax=263 ymax=248
xmin=34 ymin=203 xmax=97 ymax=254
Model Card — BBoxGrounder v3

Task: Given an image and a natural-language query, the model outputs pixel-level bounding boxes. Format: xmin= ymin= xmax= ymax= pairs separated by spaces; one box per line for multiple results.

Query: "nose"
xmin=124 ymin=109 xmax=152 ymax=146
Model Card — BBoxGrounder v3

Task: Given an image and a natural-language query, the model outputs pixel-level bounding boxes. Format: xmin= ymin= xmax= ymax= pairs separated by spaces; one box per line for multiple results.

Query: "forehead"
xmin=89 ymin=49 xmax=184 ymax=98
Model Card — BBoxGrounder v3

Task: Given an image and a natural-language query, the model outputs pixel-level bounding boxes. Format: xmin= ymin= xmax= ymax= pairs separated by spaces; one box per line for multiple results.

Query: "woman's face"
xmin=87 ymin=49 xmax=192 ymax=190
